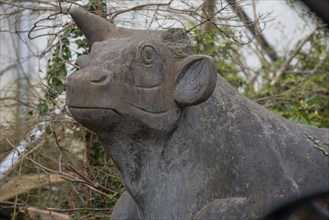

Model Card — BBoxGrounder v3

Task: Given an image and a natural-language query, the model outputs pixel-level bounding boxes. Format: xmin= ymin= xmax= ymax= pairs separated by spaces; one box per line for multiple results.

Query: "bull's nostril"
xmin=90 ymin=75 xmax=108 ymax=84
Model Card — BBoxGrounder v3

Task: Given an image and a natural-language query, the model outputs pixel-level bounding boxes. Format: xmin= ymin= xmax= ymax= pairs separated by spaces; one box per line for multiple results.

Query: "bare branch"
xmin=270 ymin=26 xmax=319 ymax=86
xmin=47 ymin=207 xmax=112 ymax=212
xmin=226 ymin=0 xmax=278 ymax=61
xmin=0 ymin=97 xmax=37 ymax=110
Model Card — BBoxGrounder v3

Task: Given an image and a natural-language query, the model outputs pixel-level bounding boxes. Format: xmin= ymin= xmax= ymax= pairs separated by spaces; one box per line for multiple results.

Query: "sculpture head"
xmin=66 ymin=8 xmax=217 ymax=132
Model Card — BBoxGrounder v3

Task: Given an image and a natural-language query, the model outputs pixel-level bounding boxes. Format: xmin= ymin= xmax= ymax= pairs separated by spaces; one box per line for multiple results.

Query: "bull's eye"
xmin=141 ymin=45 xmax=159 ymax=65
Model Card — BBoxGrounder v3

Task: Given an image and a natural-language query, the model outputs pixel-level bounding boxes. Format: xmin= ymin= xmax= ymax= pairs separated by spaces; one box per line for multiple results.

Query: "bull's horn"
xmin=69 ymin=8 xmax=117 ymax=45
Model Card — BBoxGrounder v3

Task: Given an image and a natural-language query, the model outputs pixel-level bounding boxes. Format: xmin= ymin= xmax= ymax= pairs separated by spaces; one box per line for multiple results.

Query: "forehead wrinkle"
xmin=91 ymin=31 xmax=163 ymax=52
xmin=92 ymin=38 xmax=134 ymax=54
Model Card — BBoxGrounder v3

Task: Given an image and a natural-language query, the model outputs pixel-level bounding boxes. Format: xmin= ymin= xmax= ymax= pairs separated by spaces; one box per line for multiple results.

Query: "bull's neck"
xmin=97 ymin=123 xmax=171 ymax=192
xmin=97 ymin=115 xmax=208 ymax=218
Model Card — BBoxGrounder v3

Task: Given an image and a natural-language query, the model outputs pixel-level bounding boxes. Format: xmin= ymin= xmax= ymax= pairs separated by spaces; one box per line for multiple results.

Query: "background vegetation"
xmin=0 ymin=0 xmax=328 ymax=219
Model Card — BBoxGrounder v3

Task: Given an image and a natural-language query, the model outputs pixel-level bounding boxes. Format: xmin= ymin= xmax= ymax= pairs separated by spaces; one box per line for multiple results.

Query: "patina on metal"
xmin=66 ymin=8 xmax=329 ymax=219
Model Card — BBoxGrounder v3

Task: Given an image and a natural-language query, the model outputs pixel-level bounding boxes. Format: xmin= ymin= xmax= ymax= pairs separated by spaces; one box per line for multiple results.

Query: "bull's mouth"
xmin=68 ymin=105 xmax=170 ymax=116
xmin=67 ymin=107 xmax=123 ymax=132
xmin=125 ymin=102 xmax=172 ymax=115
xmin=68 ymin=106 xmax=122 ymax=116
xmin=67 ymin=103 xmax=180 ymax=132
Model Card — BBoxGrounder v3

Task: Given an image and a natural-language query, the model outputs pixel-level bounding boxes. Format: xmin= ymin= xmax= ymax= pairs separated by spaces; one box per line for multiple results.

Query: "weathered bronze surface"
xmin=66 ymin=8 xmax=329 ymax=219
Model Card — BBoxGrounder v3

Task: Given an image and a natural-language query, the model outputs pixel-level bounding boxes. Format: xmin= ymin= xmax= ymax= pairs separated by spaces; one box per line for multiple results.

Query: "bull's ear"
xmin=174 ymin=55 xmax=217 ymax=107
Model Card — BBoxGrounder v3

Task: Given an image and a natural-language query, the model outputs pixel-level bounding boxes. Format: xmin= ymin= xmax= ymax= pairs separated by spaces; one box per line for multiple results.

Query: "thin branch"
xmin=110 ymin=2 xmax=173 ymax=21
xmin=47 ymin=207 xmax=112 ymax=212
xmin=270 ymin=26 xmax=319 ymax=86
xmin=67 ymin=163 xmax=117 ymax=194
xmin=0 ymin=97 xmax=37 ymax=110
xmin=227 ymin=0 xmax=278 ymax=61
xmin=61 ymin=176 xmax=111 ymax=198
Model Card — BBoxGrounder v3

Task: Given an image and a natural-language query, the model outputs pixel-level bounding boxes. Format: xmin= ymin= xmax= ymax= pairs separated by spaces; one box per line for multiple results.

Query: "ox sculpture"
xmin=65 ymin=8 xmax=329 ymax=220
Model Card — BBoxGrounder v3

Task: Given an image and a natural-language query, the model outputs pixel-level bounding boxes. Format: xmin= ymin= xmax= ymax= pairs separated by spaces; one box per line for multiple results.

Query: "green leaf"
xmin=37 ymin=102 xmax=48 ymax=116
